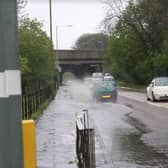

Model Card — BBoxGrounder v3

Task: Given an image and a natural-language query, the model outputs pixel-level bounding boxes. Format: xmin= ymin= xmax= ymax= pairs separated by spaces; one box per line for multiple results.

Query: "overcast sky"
xmin=25 ymin=0 xmax=108 ymax=49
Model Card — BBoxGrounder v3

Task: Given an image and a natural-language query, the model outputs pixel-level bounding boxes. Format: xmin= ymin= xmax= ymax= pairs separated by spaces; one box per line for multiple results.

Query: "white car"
xmin=146 ymin=77 xmax=168 ymax=101
xmin=92 ymin=72 xmax=103 ymax=79
xmin=92 ymin=72 xmax=103 ymax=84
xmin=103 ymin=75 xmax=114 ymax=81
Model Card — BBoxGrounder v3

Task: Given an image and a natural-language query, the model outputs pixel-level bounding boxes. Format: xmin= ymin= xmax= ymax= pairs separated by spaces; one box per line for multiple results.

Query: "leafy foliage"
xmin=19 ymin=18 xmax=56 ymax=85
xmin=104 ymin=0 xmax=168 ymax=84
xmin=73 ymin=33 xmax=109 ymax=51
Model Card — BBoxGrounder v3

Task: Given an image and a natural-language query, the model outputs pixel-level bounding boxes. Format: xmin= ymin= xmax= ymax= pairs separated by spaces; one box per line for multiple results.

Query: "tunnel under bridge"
xmin=55 ymin=49 xmax=103 ymax=84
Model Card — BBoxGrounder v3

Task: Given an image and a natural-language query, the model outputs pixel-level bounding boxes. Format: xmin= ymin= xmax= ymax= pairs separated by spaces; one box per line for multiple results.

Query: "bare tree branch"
xmin=100 ymin=0 xmax=129 ymax=33
xmin=17 ymin=0 xmax=27 ymax=14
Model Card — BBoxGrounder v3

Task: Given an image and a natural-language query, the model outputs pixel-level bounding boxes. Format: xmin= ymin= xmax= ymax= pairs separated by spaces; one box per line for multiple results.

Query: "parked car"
xmin=92 ymin=80 xmax=117 ymax=102
xmin=146 ymin=77 xmax=168 ymax=101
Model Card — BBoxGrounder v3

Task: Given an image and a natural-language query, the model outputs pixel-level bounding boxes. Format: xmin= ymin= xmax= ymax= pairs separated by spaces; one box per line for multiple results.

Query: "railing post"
xmin=0 ymin=0 xmax=24 ymax=167
xmin=76 ymin=110 xmax=96 ymax=168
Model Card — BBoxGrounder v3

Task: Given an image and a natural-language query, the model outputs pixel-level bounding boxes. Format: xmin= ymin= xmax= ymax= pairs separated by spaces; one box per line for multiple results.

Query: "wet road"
xmin=36 ymin=81 xmax=168 ymax=168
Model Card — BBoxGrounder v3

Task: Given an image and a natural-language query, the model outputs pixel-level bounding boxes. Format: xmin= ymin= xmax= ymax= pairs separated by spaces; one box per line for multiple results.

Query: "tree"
xmin=19 ymin=18 xmax=56 ymax=86
xmin=17 ymin=0 xmax=27 ymax=16
xmin=73 ymin=33 xmax=109 ymax=51
xmin=103 ymin=0 xmax=168 ymax=84
xmin=104 ymin=21 xmax=151 ymax=84
xmin=101 ymin=0 xmax=129 ymax=33
xmin=138 ymin=0 xmax=168 ymax=51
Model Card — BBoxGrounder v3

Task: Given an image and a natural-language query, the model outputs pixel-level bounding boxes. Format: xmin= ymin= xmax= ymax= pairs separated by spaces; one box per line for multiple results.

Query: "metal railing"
xmin=22 ymin=83 xmax=53 ymax=119
xmin=76 ymin=109 xmax=96 ymax=168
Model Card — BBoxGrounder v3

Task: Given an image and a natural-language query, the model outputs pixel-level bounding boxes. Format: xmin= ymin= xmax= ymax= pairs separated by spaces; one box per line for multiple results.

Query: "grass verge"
xmin=31 ymin=96 xmax=54 ymax=120
xmin=117 ymin=81 xmax=146 ymax=92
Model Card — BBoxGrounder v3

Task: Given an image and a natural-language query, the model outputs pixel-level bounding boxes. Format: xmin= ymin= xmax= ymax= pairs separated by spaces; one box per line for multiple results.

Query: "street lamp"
xmin=49 ymin=0 xmax=53 ymax=44
xmin=56 ymin=25 xmax=72 ymax=49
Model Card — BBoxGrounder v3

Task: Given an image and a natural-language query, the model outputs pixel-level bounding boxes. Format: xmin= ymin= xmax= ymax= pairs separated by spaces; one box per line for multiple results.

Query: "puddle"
xmin=110 ymin=115 xmax=168 ymax=167
xmin=124 ymin=112 xmax=151 ymax=134
xmin=125 ymin=103 xmax=134 ymax=109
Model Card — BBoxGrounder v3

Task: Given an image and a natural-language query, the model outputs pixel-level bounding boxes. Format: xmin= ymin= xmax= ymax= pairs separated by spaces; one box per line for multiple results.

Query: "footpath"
xmin=35 ymin=88 xmax=77 ymax=168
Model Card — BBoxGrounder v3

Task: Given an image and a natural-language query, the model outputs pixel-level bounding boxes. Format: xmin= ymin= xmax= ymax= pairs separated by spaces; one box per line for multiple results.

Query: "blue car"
xmin=92 ymin=80 xmax=117 ymax=102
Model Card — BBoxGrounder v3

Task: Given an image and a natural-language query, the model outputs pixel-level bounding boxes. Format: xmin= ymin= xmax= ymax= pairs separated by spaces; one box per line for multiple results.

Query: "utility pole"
xmin=0 ymin=0 xmax=23 ymax=167
xmin=49 ymin=0 xmax=53 ymax=44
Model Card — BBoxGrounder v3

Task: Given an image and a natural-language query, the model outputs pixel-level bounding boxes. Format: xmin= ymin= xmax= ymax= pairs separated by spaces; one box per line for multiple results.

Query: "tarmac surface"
xmin=36 ymin=82 xmax=168 ymax=168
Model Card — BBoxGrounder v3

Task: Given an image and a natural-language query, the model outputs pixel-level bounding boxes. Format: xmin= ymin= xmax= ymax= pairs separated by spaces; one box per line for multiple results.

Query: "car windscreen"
xmin=155 ymin=78 xmax=168 ymax=86
xmin=96 ymin=81 xmax=115 ymax=89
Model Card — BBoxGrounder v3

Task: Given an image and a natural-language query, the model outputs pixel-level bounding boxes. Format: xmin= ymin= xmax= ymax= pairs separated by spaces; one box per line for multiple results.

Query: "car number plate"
xmin=102 ymin=95 xmax=111 ymax=99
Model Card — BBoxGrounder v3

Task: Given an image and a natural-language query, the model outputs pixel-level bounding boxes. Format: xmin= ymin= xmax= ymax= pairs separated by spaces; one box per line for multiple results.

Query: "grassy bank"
xmin=117 ymin=81 xmax=146 ymax=92
xmin=31 ymin=95 xmax=54 ymax=120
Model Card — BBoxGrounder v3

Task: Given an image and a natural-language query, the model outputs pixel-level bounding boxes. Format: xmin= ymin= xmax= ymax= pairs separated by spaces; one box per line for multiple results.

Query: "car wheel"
xmin=152 ymin=92 xmax=156 ymax=102
xmin=146 ymin=92 xmax=150 ymax=101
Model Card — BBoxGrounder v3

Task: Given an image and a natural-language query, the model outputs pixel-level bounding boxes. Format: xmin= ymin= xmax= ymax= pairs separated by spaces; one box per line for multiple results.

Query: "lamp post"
xmin=0 ymin=0 xmax=23 ymax=167
xmin=49 ymin=0 xmax=53 ymax=44
xmin=56 ymin=25 xmax=72 ymax=49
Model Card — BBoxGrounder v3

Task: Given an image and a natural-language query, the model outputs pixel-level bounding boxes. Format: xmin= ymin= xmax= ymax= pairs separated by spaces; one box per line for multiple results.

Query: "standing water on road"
xmin=36 ymin=79 xmax=168 ymax=168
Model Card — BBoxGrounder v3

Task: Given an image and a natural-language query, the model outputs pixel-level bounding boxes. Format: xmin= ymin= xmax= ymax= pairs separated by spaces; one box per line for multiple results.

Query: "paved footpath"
xmin=36 ymin=88 xmax=77 ymax=168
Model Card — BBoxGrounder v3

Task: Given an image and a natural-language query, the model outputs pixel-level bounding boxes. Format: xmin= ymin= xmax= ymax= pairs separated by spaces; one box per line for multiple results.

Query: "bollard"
xmin=22 ymin=120 xmax=36 ymax=168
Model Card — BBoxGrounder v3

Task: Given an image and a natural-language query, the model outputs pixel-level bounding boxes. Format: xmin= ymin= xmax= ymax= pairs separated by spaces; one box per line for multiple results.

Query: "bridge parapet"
xmin=55 ymin=49 xmax=102 ymax=60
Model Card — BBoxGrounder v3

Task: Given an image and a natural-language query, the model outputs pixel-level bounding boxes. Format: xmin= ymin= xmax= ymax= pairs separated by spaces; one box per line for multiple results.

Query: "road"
xmin=36 ymin=80 xmax=168 ymax=168
xmin=96 ymin=91 xmax=168 ymax=168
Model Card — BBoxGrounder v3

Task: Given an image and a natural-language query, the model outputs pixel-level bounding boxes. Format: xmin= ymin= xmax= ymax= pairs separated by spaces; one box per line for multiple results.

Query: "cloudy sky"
xmin=25 ymin=0 xmax=108 ymax=49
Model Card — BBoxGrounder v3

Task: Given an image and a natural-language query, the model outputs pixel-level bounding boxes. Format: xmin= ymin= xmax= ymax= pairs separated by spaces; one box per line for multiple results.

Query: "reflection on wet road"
xmin=68 ymin=81 xmax=168 ymax=167
xmin=37 ymin=80 xmax=168 ymax=168
xmin=88 ymin=101 xmax=168 ymax=168
xmin=110 ymin=117 xmax=168 ymax=168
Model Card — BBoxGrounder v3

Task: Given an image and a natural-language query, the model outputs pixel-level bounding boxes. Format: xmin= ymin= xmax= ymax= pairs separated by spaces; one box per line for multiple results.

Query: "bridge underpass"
xmin=55 ymin=49 xmax=103 ymax=84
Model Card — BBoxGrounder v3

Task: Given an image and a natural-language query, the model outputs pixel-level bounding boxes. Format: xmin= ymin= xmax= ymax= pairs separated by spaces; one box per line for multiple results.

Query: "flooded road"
xmin=36 ymin=80 xmax=168 ymax=168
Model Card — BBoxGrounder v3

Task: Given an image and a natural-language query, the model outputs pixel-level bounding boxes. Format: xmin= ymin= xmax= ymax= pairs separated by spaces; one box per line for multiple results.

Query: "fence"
xmin=76 ymin=110 xmax=96 ymax=168
xmin=22 ymin=83 xmax=53 ymax=119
